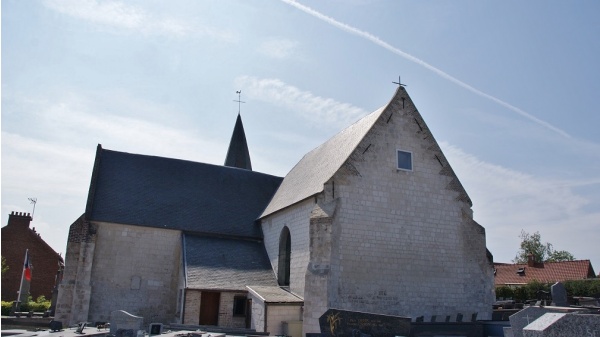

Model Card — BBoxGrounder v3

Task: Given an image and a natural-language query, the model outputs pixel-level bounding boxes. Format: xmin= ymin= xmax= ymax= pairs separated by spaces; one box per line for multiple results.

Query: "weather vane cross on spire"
xmin=392 ymin=76 xmax=406 ymax=87
xmin=233 ymin=90 xmax=245 ymax=114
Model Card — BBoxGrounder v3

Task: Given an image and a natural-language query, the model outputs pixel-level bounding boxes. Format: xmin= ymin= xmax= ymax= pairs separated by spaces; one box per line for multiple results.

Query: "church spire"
xmin=224 ymin=113 xmax=252 ymax=170
xmin=224 ymin=111 xmax=252 ymax=170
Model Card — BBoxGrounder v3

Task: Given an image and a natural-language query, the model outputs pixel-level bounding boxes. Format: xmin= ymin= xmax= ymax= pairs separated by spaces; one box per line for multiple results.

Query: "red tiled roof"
xmin=494 ymin=260 xmax=596 ymax=286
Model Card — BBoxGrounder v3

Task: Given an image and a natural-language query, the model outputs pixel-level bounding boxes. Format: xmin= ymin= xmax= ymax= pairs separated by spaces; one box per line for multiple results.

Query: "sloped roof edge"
xmin=260 ymin=88 xmax=405 ymax=218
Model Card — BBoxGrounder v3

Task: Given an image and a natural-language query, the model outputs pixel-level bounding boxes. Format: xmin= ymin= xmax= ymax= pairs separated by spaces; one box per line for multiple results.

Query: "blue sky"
xmin=2 ymin=1 xmax=599 ymax=271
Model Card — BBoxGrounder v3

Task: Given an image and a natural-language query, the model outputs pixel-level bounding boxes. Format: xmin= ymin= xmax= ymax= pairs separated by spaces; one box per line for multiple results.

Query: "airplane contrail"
xmin=281 ymin=0 xmax=571 ymax=139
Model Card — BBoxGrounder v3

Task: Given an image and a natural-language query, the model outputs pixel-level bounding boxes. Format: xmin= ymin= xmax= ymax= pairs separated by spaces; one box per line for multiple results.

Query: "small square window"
xmin=233 ymin=296 xmax=247 ymax=316
xmin=397 ymin=150 xmax=413 ymax=171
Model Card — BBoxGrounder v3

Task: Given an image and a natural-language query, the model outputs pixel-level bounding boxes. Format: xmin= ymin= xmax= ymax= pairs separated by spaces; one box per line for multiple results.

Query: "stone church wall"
xmin=86 ymin=222 xmax=182 ymax=324
xmin=325 ymin=93 xmax=494 ymax=320
xmin=55 ymin=216 xmax=97 ymax=325
xmin=261 ymin=199 xmax=313 ymax=297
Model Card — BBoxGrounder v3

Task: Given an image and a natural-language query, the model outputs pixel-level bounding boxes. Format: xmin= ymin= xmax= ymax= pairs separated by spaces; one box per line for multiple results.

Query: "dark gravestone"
xmin=49 ymin=320 xmax=63 ymax=332
xmin=116 ymin=329 xmax=136 ymax=337
xmin=550 ymin=282 xmax=568 ymax=307
xmin=319 ymin=308 xmax=411 ymax=337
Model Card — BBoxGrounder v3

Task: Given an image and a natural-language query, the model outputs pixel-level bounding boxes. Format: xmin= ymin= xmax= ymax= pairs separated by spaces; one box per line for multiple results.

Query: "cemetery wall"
xmin=325 ymin=95 xmax=494 ymax=321
xmin=261 ymin=198 xmax=312 ymax=297
xmin=86 ymin=222 xmax=182 ymax=325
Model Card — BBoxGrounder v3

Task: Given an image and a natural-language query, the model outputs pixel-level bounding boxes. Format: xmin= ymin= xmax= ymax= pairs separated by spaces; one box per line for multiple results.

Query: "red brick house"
xmin=494 ymin=256 xmax=596 ymax=287
xmin=1 ymin=212 xmax=64 ymax=301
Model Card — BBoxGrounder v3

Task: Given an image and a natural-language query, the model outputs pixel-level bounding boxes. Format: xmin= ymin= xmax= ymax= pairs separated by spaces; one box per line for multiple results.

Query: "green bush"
xmin=1 ymin=301 xmax=12 ymax=316
xmin=495 ymin=286 xmax=514 ymax=299
xmin=0 ymin=295 xmax=51 ymax=314
xmin=500 ymin=279 xmax=600 ymax=302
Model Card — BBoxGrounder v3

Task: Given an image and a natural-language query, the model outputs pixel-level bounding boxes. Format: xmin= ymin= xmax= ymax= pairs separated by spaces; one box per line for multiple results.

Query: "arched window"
xmin=278 ymin=226 xmax=291 ymax=286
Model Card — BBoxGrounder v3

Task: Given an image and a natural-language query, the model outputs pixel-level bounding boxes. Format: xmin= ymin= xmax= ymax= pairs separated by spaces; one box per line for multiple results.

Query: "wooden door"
xmin=199 ymin=292 xmax=220 ymax=326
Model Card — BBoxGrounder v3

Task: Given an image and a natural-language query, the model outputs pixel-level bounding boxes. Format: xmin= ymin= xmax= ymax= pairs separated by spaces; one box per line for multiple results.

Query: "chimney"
xmin=7 ymin=211 xmax=33 ymax=228
xmin=527 ymin=253 xmax=535 ymax=267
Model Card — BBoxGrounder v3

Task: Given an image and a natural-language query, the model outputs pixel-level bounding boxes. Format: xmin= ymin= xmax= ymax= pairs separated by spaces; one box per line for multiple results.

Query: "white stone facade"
xmin=261 ymin=91 xmax=494 ymax=334
xmin=56 ymin=222 xmax=182 ymax=325
xmin=262 ymin=198 xmax=313 ymax=297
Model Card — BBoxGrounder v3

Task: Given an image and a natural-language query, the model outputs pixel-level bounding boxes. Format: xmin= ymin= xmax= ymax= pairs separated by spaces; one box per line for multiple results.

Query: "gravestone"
xmin=49 ymin=320 xmax=63 ymax=332
xmin=318 ymin=308 xmax=411 ymax=337
xmin=550 ymin=282 xmax=568 ymax=307
xmin=110 ymin=310 xmax=144 ymax=335
xmin=523 ymin=313 xmax=600 ymax=337
xmin=508 ymin=307 xmax=567 ymax=337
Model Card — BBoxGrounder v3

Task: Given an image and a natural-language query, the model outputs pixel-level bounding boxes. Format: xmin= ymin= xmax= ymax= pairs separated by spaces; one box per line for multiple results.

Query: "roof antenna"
xmin=233 ymin=90 xmax=245 ymax=115
xmin=392 ymin=76 xmax=406 ymax=87
xmin=28 ymin=197 xmax=37 ymax=217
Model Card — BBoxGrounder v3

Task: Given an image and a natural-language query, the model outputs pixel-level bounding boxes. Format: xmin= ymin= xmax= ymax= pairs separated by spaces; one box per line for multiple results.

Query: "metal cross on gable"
xmin=392 ymin=76 xmax=406 ymax=87
xmin=233 ymin=90 xmax=245 ymax=114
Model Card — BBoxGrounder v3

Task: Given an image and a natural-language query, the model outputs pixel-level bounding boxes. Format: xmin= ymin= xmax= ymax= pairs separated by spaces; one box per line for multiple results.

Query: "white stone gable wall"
xmin=261 ymin=198 xmax=312 ymax=297
xmin=325 ymin=93 xmax=493 ymax=320
xmin=87 ymin=222 xmax=182 ymax=324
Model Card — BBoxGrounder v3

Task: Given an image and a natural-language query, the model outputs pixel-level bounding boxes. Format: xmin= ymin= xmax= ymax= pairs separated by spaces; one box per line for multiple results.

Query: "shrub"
xmin=495 ymin=286 xmax=514 ymax=299
xmin=1 ymin=295 xmax=51 ymax=314
xmin=1 ymin=301 xmax=12 ymax=316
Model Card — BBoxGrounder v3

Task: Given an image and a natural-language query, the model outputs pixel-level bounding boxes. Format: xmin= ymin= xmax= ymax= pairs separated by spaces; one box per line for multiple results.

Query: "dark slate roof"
xmin=184 ymin=234 xmax=277 ymax=290
xmin=224 ymin=114 xmax=252 ymax=170
xmin=86 ymin=146 xmax=282 ymax=238
xmin=259 ymin=104 xmax=386 ymax=218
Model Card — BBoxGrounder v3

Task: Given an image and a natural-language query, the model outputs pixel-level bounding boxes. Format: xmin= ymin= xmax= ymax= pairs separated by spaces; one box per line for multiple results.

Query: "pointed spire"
xmin=224 ymin=113 xmax=252 ymax=170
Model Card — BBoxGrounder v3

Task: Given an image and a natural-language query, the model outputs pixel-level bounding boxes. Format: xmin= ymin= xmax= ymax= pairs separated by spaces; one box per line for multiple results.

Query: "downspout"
xmin=181 ymin=233 xmax=187 ymax=323
xmin=264 ymin=304 xmax=268 ymax=333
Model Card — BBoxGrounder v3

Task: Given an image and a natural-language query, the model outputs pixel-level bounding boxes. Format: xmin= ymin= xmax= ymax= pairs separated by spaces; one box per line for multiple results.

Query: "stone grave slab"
xmin=523 ymin=313 xmax=600 ymax=337
xmin=110 ymin=310 xmax=144 ymax=335
xmin=318 ymin=308 xmax=411 ymax=337
xmin=509 ymin=306 xmax=585 ymax=337
xmin=550 ymin=282 xmax=568 ymax=307
xmin=508 ymin=307 xmax=567 ymax=337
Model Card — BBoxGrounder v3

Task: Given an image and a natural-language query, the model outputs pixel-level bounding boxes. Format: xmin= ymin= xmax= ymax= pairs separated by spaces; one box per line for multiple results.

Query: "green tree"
xmin=1 ymin=256 xmax=8 ymax=276
xmin=513 ymin=230 xmax=575 ymax=263
xmin=546 ymin=249 xmax=575 ymax=262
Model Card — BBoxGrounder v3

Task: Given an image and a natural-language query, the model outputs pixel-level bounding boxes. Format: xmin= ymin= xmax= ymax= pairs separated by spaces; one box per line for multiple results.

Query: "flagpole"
xmin=16 ymin=249 xmax=28 ymax=311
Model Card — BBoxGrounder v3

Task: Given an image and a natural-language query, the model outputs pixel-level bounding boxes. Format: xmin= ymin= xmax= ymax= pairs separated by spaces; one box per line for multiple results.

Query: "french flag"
xmin=23 ymin=250 xmax=31 ymax=282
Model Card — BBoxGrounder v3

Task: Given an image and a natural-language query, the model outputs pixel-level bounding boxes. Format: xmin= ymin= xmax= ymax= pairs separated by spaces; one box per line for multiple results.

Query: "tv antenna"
xmin=233 ymin=90 xmax=245 ymax=114
xmin=28 ymin=197 xmax=37 ymax=217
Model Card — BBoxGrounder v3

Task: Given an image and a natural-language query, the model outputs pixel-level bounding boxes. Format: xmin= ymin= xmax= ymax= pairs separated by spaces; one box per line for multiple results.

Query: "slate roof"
xmin=184 ymin=234 xmax=277 ymax=290
xmin=494 ymin=260 xmax=596 ymax=286
xmin=86 ymin=146 xmax=282 ymax=238
xmin=260 ymin=100 xmax=388 ymax=217
xmin=224 ymin=114 xmax=252 ymax=170
xmin=246 ymin=286 xmax=304 ymax=303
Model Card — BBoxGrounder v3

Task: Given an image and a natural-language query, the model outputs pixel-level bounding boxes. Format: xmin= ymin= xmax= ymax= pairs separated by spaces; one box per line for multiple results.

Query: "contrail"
xmin=281 ymin=0 xmax=571 ymax=139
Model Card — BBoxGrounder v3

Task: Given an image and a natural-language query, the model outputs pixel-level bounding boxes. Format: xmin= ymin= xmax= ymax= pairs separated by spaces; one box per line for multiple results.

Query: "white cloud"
xmin=235 ymin=75 xmax=368 ymax=127
xmin=1 ymin=91 xmax=228 ymax=254
xmin=42 ymin=0 xmax=235 ymax=40
xmin=258 ymin=38 xmax=299 ymax=59
xmin=440 ymin=141 xmax=600 ymax=265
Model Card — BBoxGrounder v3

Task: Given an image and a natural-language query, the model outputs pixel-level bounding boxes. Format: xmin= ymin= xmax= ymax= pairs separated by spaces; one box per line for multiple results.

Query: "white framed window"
xmin=397 ymin=149 xmax=413 ymax=171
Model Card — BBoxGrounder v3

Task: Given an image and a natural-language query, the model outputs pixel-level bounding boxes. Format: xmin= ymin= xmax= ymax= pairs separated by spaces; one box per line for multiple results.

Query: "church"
xmin=55 ymin=86 xmax=495 ymax=334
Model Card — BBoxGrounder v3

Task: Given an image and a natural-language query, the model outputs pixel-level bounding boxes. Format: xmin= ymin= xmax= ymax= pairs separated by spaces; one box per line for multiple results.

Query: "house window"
xmin=233 ymin=296 xmax=247 ymax=316
xmin=397 ymin=150 xmax=413 ymax=171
